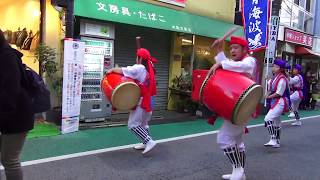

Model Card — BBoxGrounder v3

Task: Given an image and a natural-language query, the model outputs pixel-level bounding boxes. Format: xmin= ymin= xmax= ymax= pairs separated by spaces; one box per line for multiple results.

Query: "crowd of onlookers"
xmin=299 ymin=67 xmax=319 ymax=110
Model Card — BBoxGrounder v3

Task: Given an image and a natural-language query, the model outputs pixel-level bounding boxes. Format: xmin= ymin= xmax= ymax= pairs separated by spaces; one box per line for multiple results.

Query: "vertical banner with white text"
xmin=61 ymin=39 xmax=85 ymax=134
xmin=242 ymin=0 xmax=270 ymax=51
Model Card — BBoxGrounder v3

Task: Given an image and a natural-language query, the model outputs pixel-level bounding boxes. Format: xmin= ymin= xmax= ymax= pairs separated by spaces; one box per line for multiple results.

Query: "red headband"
xmin=137 ymin=48 xmax=158 ymax=63
xmin=230 ymin=36 xmax=249 ymax=49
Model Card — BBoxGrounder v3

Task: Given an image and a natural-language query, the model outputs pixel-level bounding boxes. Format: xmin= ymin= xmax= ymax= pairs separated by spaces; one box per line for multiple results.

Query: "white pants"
xmin=128 ymin=106 xmax=152 ymax=129
xmin=264 ymin=98 xmax=285 ymax=127
xmin=217 ymin=120 xmax=245 ymax=151
xmin=290 ymin=91 xmax=302 ymax=112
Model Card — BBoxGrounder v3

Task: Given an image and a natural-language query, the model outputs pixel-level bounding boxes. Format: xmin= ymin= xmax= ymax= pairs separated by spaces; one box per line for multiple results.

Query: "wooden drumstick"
xmin=136 ymin=36 xmax=141 ymax=49
xmin=210 ymin=27 xmax=240 ymax=48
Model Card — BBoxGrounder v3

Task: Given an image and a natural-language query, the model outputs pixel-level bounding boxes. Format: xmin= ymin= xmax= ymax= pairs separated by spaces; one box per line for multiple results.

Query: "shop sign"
xmin=74 ymin=0 xmax=244 ymax=39
xmin=156 ymin=0 xmax=187 ymax=7
xmin=242 ymin=0 xmax=270 ymax=51
xmin=61 ymin=39 xmax=85 ymax=134
xmin=285 ymin=28 xmax=313 ymax=47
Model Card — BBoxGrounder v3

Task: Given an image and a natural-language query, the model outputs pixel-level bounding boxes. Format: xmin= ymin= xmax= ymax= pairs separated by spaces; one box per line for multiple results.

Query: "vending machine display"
xmin=79 ymin=37 xmax=114 ymax=122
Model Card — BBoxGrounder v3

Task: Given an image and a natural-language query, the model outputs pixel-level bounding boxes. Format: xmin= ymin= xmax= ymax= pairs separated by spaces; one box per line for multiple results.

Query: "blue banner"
xmin=242 ymin=0 xmax=269 ymax=51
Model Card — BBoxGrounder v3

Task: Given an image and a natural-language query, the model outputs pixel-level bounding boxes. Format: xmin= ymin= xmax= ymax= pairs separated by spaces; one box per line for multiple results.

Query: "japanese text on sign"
xmin=94 ymin=1 xmax=192 ymax=33
xmin=285 ymin=28 xmax=313 ymax=47
xmin=96 ymin=2 xmax=166 ymax=22
xmin=243 ymin=0 xmax=269 ymax=51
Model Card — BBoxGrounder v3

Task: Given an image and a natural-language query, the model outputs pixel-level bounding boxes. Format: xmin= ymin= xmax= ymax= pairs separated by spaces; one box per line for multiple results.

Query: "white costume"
xmin=214 ymin=52 xmax=256 ymax=180
xmin=289 ymin=74 xmax=304 ymax=125
xmin=264 ymin=73 xmax=289 ymax=147
xmin=122 ymin=64 xmax=151 ymax=129
xmin=121 ymin=64 xmax=156 ymax=153
xmin=215 ymin=52 xmax=256 ymax=151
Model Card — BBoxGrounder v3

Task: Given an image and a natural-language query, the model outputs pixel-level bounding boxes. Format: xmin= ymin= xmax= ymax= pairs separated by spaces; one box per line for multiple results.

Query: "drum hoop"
xmin=231 ymin=84 xmax=260 ymax=124
xmin=111 ymin=81 xmax=140 ymax=105
xmin=199 ymin=72 xmax=212 ymax=105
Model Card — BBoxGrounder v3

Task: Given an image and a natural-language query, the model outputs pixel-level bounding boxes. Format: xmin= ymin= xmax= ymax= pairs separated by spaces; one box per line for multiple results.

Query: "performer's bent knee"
xmin=217 ymin=133 xmax=237 ymax=150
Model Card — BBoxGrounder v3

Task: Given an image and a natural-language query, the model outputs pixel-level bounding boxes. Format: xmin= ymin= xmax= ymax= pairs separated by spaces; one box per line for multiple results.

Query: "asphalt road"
xmin=2 ymin=117 xmax=320 ymax=180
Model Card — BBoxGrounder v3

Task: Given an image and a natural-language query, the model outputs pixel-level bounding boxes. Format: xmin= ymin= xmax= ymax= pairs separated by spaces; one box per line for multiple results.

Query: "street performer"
xmin=107 ymin=48 xmax=157 ymax=155
xmin=264 ymin=59 xmax=290 ymax=148
xmin=288 ymin=64 xmax=304 ymax=126
xmin=208 ymin=36 xmax=257 ymax=180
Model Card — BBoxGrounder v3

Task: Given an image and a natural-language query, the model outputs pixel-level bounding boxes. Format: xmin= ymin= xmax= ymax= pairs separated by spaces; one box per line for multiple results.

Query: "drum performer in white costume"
xmin=288 ymin=64 xmax=304 ymax=126
xmin=264 ymin=59 xmax=290 ymax=148
xmin=209 ymin=36 xmax=257 ymax=180
xmin=107 ymin=48 xmax=157 ymax=155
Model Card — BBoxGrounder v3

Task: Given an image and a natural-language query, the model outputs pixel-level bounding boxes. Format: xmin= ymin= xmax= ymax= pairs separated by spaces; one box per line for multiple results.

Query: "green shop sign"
xmin=74 ymin=0 xmax=244 ymax=39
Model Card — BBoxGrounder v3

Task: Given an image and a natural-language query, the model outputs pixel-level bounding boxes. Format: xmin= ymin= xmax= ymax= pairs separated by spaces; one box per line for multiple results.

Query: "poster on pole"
xmin=264 ymin=16 xmax=280 ymax=64
xmin=61 ymin=39 xmax=85 ymax=134
xmin=242 ymin=0 xmax=270 ymax=51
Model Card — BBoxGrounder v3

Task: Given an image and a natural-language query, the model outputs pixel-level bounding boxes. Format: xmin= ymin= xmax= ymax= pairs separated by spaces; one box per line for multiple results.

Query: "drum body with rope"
xmin=200 ymin=69 xmax=263 ymax=126
xmin=101 ymin=73 xmax=141 ymax=110
xmin=191 ymin=70 xmax=209 ymax=102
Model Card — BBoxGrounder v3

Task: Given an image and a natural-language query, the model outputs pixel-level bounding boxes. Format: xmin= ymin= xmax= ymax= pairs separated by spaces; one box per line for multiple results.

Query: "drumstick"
xmin=136 ymin=36 xmax=141 ymax=49
xmin=210 ymin=27 xmax=239 ymax=48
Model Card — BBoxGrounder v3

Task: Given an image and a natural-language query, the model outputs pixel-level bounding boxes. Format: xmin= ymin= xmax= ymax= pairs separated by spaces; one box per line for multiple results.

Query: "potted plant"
xmin=170 ymin=74 xmax=195 ymax=113
xmin=34 ymin=44 xmax=62 ymax=125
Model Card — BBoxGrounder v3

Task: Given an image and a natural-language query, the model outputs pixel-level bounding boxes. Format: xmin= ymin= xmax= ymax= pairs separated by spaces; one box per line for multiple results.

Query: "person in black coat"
xmin=0 ymin=29 xmax=34 ymax=180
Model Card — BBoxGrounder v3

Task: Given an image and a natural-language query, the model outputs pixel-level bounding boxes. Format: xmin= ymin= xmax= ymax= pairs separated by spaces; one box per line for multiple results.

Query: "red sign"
xmin=284 ymin=28 xmax=313 ymax=47
xmin=156 ymin=0 xmax=187 ymax=7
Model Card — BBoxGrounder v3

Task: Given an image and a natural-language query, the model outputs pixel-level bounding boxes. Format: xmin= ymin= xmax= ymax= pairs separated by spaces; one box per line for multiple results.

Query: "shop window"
xmin=299 ymin=0 xmax=306 ymax=8
xmin=0 ymin=0 xmax=41 ymax=73
xmin=304 ymin=14 xmax=313 ymax=33
xmin=193 ymin=36 xmax=215 ymax=70
xmin=306 ymin=0 xmax=312 ymax=12
xmin=291 ymin=6 xmax=304 ymax=30
xmin=294 ymin=0 xmax=306 ymax=7
xmin=179 ymin=33 xmax=193 ymax=77
xmin=280 ymin=1 xmax=293 ymax=26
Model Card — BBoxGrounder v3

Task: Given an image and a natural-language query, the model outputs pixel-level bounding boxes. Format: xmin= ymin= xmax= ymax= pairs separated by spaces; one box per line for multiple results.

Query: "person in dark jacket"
xmin=0 ymin=29 xmax=34 ymax=180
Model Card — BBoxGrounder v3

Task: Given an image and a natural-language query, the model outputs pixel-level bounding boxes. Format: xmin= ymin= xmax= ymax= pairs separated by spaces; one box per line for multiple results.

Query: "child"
xmin=288 ymin=64 xmax=304 ymax=126
xmin=264 ymin=59 xmax=290 ymax=148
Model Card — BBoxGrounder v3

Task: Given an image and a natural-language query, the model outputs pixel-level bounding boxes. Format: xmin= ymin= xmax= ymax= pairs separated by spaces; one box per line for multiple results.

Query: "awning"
xmin=74 ymin=0 xmax=244 ymax=39
xmin=295 ymin=47 xmax=320 ymax=57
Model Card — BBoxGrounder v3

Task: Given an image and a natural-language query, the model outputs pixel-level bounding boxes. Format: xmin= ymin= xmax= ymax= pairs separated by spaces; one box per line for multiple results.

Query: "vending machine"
xmin=79 ymin=20 xmax=115 ymax=122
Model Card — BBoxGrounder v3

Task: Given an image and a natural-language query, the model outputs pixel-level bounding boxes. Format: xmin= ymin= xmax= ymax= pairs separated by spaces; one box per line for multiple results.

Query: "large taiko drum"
xmin=200 ymin=69 xmax=263 ymax=126
xmin=101 ymin=73 xmax=141 ymax=110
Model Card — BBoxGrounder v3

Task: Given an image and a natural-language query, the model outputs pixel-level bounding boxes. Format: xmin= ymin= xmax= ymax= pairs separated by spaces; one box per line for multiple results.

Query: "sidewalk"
xmin=21 ymin=110 xmax=320 ymax=162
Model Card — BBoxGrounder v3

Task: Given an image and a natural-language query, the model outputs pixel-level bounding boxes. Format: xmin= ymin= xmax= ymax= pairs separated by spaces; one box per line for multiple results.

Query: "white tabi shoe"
xmin=231 ymin=167 xmax=246 ymax=180
xmin=133 ymin=144 xmax=146 ymax=150
xmin=264 ymin=139 xmax=278 ymax=147
xmin=272 ymin=142 xmax=280 ymax=148
xmin=222 ymin=173 xmax=231 ymax=180
xmin=288 ymin=112 xmax=295 ymax=118
xmin=142 ymin=140 xmax=157 ymax=154
xmin=291 ymin=121 xmax=302 ymax=126
xmin=222 ymin=167 xmax=246 ymax=180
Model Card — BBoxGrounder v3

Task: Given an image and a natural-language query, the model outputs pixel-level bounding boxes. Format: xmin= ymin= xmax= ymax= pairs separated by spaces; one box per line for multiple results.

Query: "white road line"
xmin=1 ymin=115 xmax=319 ymax=169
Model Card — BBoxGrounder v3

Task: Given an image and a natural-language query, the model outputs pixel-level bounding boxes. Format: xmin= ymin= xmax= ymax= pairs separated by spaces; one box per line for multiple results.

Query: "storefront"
xmin=1 ymin=0 xmax=41 ymax=72
xmin=72 ymin=0 xmax=243 ymax=121
xmin=279 ymin=28 xmax=320 ymax=76
xmin=277 ymin=27 xmax=320 ymax=107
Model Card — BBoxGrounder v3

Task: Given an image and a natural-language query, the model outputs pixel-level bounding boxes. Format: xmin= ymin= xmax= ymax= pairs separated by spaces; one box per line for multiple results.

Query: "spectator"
xmin=0 ymin=29 xmax=34 ymax=180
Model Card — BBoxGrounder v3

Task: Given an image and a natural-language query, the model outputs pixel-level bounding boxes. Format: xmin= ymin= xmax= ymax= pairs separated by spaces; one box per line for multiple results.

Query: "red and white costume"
xmin=121 ymin=48 xmax=157 ymax=154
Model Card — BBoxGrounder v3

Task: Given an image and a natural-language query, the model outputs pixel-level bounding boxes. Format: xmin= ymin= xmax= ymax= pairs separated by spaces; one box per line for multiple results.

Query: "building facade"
xmin=68 ymin=0 xmax=243 ymax=122
xmin=278 ymin=0 xmax=319 ymax=77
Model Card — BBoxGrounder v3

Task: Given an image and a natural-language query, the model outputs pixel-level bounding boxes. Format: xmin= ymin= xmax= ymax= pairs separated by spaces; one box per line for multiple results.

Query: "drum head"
xmin=111 ymin=82 xmax=141 ymax=110
xmin=232 ymin=84 xmax=263 ymax=126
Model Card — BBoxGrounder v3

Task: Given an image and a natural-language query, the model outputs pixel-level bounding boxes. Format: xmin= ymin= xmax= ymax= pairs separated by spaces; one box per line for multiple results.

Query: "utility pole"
xmin=263 ymin=0 xmax=283 ymax=107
